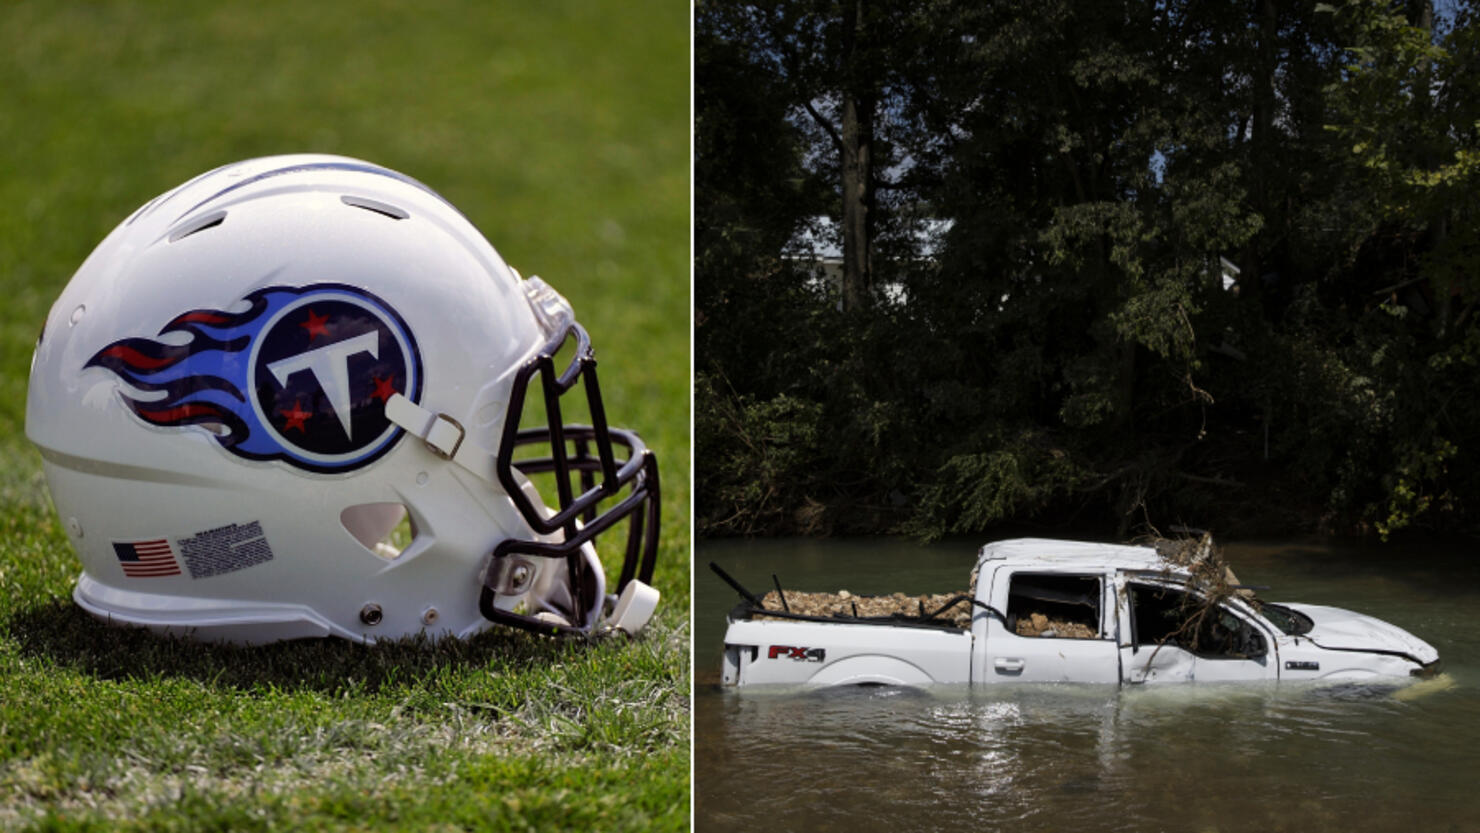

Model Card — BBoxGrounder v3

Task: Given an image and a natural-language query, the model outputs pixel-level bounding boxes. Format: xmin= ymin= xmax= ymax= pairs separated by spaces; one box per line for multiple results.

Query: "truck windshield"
xmin=1258 ymin=603 xmax=1314 ymax=636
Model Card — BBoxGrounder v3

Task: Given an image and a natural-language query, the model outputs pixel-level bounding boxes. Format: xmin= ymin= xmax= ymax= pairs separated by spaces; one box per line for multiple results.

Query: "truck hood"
xmin=1284 ymin=603 xmax=1439 ymax=665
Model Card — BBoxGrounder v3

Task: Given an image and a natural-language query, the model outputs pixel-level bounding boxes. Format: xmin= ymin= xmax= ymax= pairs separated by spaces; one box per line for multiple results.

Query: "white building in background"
xmin=782 ymin=216 xmax=952 ymax=308
xmin=1217 ymin=255 xmax=1240 ymax=292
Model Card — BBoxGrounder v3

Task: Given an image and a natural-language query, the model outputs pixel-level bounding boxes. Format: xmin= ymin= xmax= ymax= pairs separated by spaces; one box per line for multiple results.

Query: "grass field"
xmin=0 ymin=2 xmax=690 ymax=830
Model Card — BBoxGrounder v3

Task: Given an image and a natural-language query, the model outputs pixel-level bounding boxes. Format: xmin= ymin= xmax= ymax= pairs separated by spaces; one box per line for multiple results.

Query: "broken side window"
xmin=1006 ymin=573 xmax=1101 ymax=639
xmin=1129 ymin=584 xmax=1266 ymax=659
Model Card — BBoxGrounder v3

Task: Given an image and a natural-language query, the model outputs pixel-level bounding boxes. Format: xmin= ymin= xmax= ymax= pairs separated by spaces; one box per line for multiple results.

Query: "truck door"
xmin=978 ymin=567 xmax=1119 ymax=684
xmin=1116 ymin=576 xmax=1278 ymax=684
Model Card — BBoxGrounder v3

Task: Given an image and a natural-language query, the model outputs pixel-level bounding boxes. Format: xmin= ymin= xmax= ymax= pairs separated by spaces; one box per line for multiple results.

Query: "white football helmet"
xmin=25 ymin=154 xmax=661 ymax=644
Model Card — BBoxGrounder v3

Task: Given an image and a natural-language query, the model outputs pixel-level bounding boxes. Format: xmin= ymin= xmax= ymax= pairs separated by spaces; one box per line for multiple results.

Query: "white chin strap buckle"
xmin=385 ymin=394 xmax=464 ymax=459
xmin=606 ymin=580 xmax=659 ymax=635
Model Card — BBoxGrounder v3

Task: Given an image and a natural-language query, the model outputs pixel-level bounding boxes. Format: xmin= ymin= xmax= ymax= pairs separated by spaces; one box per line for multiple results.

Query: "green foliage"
xmin=698 ymin=0 xmax=1480 ymax=542
xmin=695 ymin=375 xmax=828 ymax=536
xmin=905 ymin=441 xmax=1087 ymax=541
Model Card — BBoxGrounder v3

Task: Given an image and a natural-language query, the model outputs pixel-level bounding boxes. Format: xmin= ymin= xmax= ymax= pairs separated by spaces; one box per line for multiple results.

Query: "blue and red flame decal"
xmin=86 ymin=283 xmax=422 ymax=473
xmin=88 ymin=297 xmax=265 ymax=441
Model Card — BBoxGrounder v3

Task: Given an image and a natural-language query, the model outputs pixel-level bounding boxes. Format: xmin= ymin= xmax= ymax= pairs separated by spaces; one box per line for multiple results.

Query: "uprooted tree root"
xmin=1141 ymin=531 xmax=1256 ymax=654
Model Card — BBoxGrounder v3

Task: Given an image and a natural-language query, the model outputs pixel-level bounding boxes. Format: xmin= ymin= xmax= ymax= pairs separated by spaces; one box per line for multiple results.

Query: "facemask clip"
xmin=484 ymin=553 xmax=539 ymax=596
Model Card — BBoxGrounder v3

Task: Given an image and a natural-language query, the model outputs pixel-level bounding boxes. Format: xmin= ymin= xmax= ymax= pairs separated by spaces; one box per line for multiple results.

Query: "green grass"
xmin=0 ymin=2 xmax=690 ymax=830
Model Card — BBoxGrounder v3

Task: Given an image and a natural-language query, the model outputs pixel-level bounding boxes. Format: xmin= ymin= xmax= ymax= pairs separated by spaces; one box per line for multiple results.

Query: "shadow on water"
xmin=1228 ymin=537 xmax=1480 ymax=600
xmin=4 ymin=597 xmax=589 ymax=696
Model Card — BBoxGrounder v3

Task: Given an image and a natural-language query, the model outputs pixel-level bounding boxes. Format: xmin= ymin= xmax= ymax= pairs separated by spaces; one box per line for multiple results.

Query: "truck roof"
xmin=975 ymin=538 xmax=1172 ymax=573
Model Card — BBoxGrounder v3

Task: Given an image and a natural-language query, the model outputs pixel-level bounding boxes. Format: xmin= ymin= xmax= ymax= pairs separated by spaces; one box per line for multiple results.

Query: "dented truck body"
xmin=719 ymin=539 xmax=1440 ymax=688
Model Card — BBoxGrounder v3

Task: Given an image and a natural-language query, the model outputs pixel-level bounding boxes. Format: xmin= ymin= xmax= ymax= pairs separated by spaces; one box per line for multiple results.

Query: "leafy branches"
xmin=697 ymin=0 xmax=1480 ymax=541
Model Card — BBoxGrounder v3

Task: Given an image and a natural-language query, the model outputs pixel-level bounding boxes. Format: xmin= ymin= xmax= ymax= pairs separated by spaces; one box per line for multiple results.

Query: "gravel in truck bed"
xmin=753 ymin=589 xmax=1095 ymax=637
xmin=756 ymin=589 xmax=975 ymax=627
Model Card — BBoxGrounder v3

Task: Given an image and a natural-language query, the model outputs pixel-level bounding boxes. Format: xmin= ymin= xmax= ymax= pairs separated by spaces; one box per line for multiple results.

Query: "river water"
xmin=694 ymin=536 xmax=1480 ymax=832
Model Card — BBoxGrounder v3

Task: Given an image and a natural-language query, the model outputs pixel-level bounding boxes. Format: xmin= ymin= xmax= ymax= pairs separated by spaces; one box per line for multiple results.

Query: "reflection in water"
xmin=695 ymin=537 xmax=1480 ymax=832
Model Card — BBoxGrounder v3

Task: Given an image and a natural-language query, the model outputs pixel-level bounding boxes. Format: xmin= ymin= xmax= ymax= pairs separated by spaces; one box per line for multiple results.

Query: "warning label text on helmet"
xmin=177 ymin=521 xmax=275 ymax=579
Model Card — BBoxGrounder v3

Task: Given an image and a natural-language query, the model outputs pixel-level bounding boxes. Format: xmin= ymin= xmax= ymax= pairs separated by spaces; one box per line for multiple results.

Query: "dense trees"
xmin=697 ymin=0 xmax=1480 ymax=540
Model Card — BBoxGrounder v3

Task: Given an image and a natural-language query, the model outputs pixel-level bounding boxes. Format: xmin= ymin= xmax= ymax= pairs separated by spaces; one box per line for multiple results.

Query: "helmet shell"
xmin=27 ymin=155 xmax=556 ymax=643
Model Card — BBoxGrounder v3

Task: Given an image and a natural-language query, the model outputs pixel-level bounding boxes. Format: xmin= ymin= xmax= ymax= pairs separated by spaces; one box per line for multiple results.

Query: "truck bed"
xmin=753 ymin=589 xmax=974 ymax=628
xmin=749 ymin=587 xmax=1097 ymax=638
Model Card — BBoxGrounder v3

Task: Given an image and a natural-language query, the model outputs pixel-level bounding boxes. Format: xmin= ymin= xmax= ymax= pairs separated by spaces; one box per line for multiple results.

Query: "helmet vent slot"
xmin=341 ymin=502 xmax=415 ymax=561
xmin=167 ymin=211 xmax=227 ymax=242
xmin=341 ymin=195 xmax=409 ymax=220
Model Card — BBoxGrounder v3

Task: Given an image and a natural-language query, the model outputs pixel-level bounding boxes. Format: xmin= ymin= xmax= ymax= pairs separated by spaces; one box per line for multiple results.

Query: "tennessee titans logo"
xmin=87 ymin=283 xmax=422 ymax=473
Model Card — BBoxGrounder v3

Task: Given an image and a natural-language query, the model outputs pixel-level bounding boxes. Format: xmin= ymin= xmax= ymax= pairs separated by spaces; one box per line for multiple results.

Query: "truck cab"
xmin=974 ymin=541 xmax=1278 ymax=684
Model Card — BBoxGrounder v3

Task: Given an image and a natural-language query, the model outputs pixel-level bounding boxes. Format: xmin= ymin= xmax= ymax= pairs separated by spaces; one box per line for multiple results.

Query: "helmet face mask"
xmin=482 ymin=319 xmax=661 ymax=636
xmin=25 ymin=154 xmax=661 ymax=644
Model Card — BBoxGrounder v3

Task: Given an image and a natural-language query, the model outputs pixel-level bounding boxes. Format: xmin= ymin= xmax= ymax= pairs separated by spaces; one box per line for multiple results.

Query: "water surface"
xmin=695 ymin=537 xmax=1480 ymax=832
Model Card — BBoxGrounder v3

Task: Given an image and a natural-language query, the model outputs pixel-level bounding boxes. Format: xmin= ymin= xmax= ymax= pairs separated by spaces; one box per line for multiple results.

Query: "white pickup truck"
xmin=715 ymin=538 xmax=1441 ymax=688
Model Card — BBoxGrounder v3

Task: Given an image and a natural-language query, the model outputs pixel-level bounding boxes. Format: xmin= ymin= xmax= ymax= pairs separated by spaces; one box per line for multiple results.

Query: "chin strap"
xmin=381 ymin=278 xmax=571 ymax=481
xmin=385 ymin=393 xmax=496 ymax=480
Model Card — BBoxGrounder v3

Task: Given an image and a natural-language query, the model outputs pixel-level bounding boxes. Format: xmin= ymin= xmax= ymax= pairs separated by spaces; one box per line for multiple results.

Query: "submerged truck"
xmin=715 ymin=538 xmax=1441 ymax=688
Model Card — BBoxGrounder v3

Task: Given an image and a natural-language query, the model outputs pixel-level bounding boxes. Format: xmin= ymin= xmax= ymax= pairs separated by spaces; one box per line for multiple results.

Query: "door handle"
xmin=994 ymin=657 xmax=1025 ymax=673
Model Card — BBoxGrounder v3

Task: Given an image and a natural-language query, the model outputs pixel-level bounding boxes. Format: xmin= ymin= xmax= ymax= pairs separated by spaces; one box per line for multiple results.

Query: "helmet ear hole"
xmin=341 ymin=502 xmax=415 ymax=560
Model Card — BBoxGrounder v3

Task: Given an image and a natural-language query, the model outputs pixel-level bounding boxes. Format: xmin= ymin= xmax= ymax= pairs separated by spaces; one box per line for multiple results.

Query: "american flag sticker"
xmin=112 ymin=539 xmax=182 ymax=578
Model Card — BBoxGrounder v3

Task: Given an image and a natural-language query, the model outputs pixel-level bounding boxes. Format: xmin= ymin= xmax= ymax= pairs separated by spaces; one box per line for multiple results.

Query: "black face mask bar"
xmin=478 ymin=320 xmax=660 ymax=636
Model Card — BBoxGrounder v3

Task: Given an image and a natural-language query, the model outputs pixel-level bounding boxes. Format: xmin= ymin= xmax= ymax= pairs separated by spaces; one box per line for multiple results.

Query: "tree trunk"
xmin=839 ymin=0 xmax=873 ymax=312
xmin=1243 ymin=0 xmax=1279 ymax=305
xmin=1406 ymin=0 xmax=1450 ymax=337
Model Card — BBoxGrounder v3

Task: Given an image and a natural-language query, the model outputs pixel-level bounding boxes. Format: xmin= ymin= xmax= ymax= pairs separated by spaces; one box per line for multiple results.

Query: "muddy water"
xmin=694 ymin=537 xmax=1480 ymax=832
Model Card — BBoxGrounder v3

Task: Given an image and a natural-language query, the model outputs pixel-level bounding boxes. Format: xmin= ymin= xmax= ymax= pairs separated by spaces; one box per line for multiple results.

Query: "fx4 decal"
xmin=768 ymin=645 xmax=825 ymax=662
